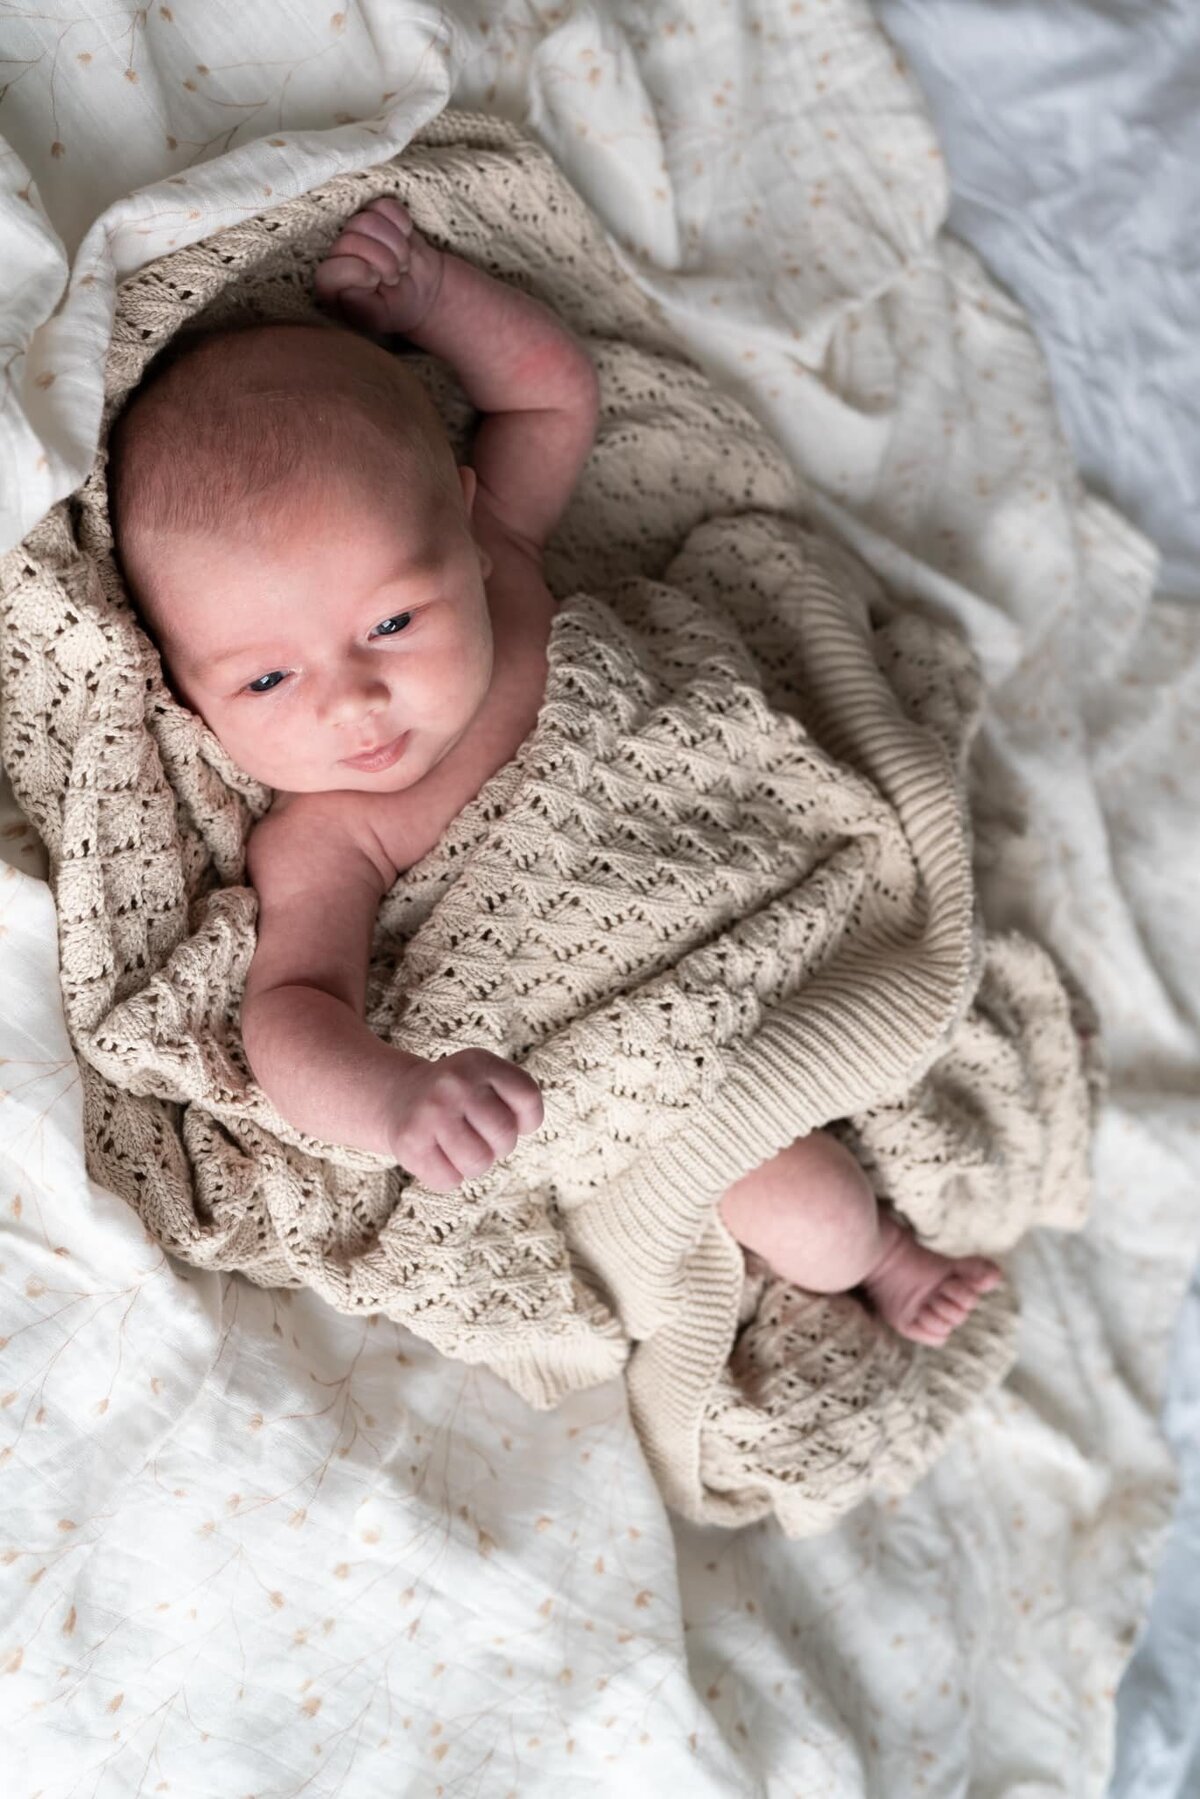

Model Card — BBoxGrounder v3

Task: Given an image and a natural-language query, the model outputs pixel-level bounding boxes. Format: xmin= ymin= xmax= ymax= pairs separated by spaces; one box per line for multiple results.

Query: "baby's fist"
xmin=387 ymin=1048 xmax=544 ymax=1192
xmin=314 ymin=197 xmax=444 ymax=336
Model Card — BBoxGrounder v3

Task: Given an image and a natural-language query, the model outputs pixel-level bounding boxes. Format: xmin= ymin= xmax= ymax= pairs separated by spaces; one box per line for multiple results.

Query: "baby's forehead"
xmin=110 ymin=319 xmax=456 ymax=554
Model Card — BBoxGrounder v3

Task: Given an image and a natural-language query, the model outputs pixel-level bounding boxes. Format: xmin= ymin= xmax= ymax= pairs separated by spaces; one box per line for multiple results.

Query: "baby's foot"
xmin=862 ymin=1213 xmax=1002 ymax=1346
xmin=314 ymin=197 xmax=444 ymax=337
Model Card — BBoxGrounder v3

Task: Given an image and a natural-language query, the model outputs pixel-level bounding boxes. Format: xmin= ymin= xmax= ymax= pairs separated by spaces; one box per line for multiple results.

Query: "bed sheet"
xmin=2 ymin=3 xmax=1199 ymax=1795
xmin=870 ymin=9 xmax=1200 ymax=1792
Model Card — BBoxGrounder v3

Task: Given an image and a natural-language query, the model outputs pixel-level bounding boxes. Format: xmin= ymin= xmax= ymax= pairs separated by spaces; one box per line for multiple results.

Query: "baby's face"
xmin=146 ymin=469 xmax=494 ymax=794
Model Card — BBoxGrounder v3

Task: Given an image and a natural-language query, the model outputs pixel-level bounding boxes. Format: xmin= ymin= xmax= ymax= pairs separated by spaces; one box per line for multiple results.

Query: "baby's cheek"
xmin=193 ymin=698 xmax=274 ymax=775
xmin=427 ymin=622 xmax=492 ymax=721
xmin=467 ymin=610 xmax=496 ymax=696
xmin=459 ymin=647 xmax=494 ymax=729
xmin=179 ymin=689 xmax=243 ymax=761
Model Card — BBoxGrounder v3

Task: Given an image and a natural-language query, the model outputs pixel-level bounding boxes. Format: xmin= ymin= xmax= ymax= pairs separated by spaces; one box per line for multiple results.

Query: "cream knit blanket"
xmin=0 ymin=110 xmax=1098 ymax=1535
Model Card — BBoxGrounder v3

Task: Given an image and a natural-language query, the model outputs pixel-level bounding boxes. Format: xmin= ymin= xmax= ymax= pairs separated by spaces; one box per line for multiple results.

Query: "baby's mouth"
xmin=339 ymin=730 xmax=410 ymax=773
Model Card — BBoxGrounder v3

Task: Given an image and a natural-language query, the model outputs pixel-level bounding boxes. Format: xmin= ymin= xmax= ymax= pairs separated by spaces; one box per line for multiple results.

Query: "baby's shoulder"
xmin=247 ymin=789 xmax=397 ymax=893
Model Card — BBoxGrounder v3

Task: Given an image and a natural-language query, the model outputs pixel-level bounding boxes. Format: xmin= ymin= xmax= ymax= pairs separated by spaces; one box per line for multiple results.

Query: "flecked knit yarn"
xmin=0 ymin=110 xmax=1099 ymax=1534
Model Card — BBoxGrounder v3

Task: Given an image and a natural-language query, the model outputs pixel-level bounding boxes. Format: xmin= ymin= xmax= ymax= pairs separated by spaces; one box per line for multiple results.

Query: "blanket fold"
xmin=0 ymin=108 xmax=1098 ymax=1534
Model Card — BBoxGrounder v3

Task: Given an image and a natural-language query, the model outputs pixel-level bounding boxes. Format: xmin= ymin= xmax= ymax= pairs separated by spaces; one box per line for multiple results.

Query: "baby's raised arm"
xmin=315 ymin=197 xmax=599 ymax=553
xmin=241 ymin=800 xmax=542 ymax=1189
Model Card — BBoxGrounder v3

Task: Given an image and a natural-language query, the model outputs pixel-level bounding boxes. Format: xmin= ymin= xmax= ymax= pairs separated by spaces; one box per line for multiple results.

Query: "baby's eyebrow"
xmin=199 ymin=643 xmax=287 ymax=675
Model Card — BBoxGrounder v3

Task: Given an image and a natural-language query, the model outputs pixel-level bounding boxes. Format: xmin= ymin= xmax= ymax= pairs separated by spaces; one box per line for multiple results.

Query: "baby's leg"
xmin=717 ymin=1130 xmax=1002 ymax=1346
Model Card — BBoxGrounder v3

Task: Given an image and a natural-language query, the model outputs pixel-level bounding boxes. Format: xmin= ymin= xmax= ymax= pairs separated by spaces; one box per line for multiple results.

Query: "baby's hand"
xmin=314 ymin=197 xmax=445 ymax=336
xmin=386 ymin=1048 xmax=544 ymax=1192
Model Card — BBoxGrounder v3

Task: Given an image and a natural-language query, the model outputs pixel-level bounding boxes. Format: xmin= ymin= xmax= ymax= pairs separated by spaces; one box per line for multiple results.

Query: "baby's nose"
xmin=322 ymin=667 xmax=389 ymax=728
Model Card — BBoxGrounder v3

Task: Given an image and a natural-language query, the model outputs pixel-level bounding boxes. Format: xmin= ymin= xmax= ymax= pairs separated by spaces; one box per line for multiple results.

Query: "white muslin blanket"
xmin=3 ymin=5 xmax=1198 ymax=1796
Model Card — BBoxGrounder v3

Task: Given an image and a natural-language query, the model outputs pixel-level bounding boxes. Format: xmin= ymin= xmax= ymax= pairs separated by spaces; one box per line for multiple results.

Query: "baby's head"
xmin=109 ymin=319 xmax=493 ymax=794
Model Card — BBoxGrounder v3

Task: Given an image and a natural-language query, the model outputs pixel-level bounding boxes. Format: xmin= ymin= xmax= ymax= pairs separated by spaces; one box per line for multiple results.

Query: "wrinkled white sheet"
xmin=2 ymin=3 xmax=1199 ymax=1795
xmin=872 ymin=11 xmax=1200 ymax=1793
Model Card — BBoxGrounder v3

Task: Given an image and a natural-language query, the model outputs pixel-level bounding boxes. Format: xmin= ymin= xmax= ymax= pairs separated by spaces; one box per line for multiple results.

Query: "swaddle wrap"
xmin=0 ymin=110 xmax=1098 ymax=1534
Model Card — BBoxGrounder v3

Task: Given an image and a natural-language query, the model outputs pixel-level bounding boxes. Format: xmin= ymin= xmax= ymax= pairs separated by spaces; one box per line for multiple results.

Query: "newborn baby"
xmin=109 ymin=197 xmax=1001 ymax=1347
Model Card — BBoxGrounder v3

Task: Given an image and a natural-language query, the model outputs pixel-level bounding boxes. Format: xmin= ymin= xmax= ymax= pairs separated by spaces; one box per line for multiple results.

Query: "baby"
xmin=109 ymin=196 xmax=1001 ymax=1347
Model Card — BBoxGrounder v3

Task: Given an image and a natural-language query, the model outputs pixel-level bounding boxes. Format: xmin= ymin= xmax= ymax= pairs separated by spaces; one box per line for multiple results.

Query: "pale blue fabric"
xmin=876 ymin=0 xmax=1200 ymax=603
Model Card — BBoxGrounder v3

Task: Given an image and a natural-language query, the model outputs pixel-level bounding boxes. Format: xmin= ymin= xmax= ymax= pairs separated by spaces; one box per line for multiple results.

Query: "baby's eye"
xmin=246 ymin=671 xmax=286 ymax=695
xmin=372 ymin=612 xmax=413 ymax=637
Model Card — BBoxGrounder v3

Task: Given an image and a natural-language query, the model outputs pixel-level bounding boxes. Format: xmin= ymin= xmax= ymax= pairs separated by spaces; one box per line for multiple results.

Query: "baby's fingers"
xmin=465 ymin=1087 xmax=522 ymax=1161
xmin=325 ymin=228 xmax=403 ymax=286
xmin=314 ymin=252 xmax=383 ymax=302
xmin=413 ymin=1142 xmax=463 ymax=1194
xmin=436 ymin=1115 xmax=497 ymax=1183
xmin=347 ymin=205 xmax=412 ymax=258
xmin=488 ymin=1065 xmax=545 ymax=1136
xmin=365 ymin=196 xmax=414 ymax=237
xmin=313 ymin=266 xmax=395 ymax=334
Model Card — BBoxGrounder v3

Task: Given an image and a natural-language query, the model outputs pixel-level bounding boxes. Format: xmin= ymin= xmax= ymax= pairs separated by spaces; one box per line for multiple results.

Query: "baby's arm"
xmin=241 ymin=799 xmax=542 ymax=1189
xmin=315 ymin=198 xmax=600 ymax=552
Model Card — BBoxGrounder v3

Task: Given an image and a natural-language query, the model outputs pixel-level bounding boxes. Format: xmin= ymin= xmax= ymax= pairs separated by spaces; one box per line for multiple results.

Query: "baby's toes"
xmin=909 ymin=1306 xmax=955 ymax=1345
xmin=928 ymin=1286 xmax=973 ymax=1328
xmin=940 ymin=1273 xmax=985 ymax=1316
xmin=958 ymin=1257 xmax=1003 ymax=1296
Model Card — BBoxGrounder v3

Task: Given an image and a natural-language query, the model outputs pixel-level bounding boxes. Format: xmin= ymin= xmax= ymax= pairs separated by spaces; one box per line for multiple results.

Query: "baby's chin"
xmin=258 ymin=764 xmax=419 ymax=796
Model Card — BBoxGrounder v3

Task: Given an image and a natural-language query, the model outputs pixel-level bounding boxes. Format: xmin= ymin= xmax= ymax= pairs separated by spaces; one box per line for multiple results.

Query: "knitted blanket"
xmin=0 ymin=110 xmax=1098 ymax=1535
